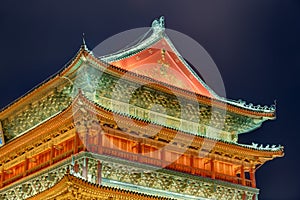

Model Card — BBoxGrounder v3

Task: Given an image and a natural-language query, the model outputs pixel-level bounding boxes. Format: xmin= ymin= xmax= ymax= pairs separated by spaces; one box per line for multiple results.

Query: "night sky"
xmin=0 ymin=1 xmax=299 ymax=200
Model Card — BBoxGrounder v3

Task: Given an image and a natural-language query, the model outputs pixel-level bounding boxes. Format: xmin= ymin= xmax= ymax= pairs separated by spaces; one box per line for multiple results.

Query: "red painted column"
xmin=82 ymin=157 xmax=89 ymax=180
xmin=0 ymin=169 xmax=4 ymax=188
xmin=161 ymin=148 xmax=166 ymax=167
xmin=241 ymin=165 xmax=246 ymax=186
xmin=23 ymin=157 xmax=28 ymax=177
xmin=190 ymin=155 xmax=195 ymax=174
xmin=97 ymin=160 xmax=102 ymax=184
xmin=242 ymin=192 xmax=246 ymax=200
xmin=50 ymin=144 xmax=54 ymax=165
xmin=250 ymin=166 xmax=256 ymax=188
xmin=137 ymin=141 xmax=142 ymax=162
xmin=211 ymin=159 xmax=215 ymax=179
xmin=252 ymin=194 xmax=257 ymax=200
xmin=98 ymin=131 xmax=103 ymax=154
xmin=74 ymin=133 xmax=79 ymax=154
xmin=84 ymin=131 xmax=89 ymax=151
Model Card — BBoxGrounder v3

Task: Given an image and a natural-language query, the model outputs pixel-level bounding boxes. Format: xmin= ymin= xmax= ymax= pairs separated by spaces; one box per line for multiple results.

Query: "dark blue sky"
xmin=0 ymin=1 xmax=299 ymax=199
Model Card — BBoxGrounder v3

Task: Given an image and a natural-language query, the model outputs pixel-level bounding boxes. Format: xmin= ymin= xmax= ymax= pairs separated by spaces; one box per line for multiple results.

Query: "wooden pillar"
xmin=23 ymin=157 xmax=28 ymax=177
xmin=97 ymin=131 xmax=103 ymax=154
xmin=0 ymin=168 xmax=4 ymax=188
xmin=50 ymin=144 xmax=54 ymax=165
xmin=211 ymin=159 xmax=215 ymax=179
xmin=250 ymin=166 xmax=256 ymax=188
xmin=161 ymin=148 xmax=165 ymax=160
xmin=137 ymin=141 xmax=142 ymax=162
xmin=82 ymin=157 xmax=88 ymax=180
xmin=242 ymin=192 xmax=246 ymax=200
xmin=252 ymin=194 xmax=257 ymax=200
xmin=190 ymin=155 xmax=195 ymax=174
xmin=160 ymin=148 xmax=166 ymax=167
xmin=241 ymin=165 xmax=246 ymax=186
xmin=74 ymin=133 xmax=79 ymax=154
xmin=97 ymin=160 xmax=102 ymax=184
xmin=84 ymin=131 xmax=89 ymax=151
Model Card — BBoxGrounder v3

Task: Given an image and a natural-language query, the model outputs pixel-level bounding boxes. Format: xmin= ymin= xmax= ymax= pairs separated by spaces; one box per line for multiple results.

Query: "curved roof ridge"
xmin=98 ymin=16 xmax=220 ymax=100
xmin=99 ymin=17 xmax=165 ymax=63
xmin=223 ymin=97 xmax=276 ymax=113
xmin=0 ymin=44 xmax=89 ymax=115
xmin=96 ymin=17 xmax=276 ymax=114
xmin=162 ymin=33 xmax=220 ymax=99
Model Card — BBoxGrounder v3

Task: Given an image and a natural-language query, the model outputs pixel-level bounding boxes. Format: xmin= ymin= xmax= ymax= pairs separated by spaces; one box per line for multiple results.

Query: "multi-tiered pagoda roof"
xmin=0 ymin=17 xmax=283 ymax=200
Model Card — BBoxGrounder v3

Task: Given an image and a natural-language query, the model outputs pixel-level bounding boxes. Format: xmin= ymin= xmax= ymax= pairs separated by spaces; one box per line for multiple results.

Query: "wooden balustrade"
xmin=215 ymin=172 xmax=240 ymax=184
xmin=193 ymin=167 xmax=212 ymax=178
xmin=52 ymin=150 xmax=74 ymax=164
xmin=27 ymin=161 xmax=51 ymax=176
xmin=1 ymin=149 xmax=73 ymax=188
xmin=2 ymin=173 xmax=23 ymax=186
xmin=102 ymin=147 xmax=139 ymax=162
xmin=139 ymin=155 xmax=164 ymax=166
xmin=245 ymin=179 xmax=252 ymax=187
xmin=1 ymin=138 xmax=254 ymax=189
xmin=101 ymin=146 xmax=253 ymax=187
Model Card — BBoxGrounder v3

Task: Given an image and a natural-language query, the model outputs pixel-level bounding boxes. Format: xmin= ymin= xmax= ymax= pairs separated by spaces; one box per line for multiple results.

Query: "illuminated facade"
xmin=0 ymin=17 xmax=283 ymax=200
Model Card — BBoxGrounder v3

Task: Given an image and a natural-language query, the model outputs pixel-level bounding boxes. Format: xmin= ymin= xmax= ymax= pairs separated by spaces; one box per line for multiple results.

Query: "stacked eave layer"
xmin=0 ymin=92 xmax=283 ymax=167
xmin=0 ymin=45 xmax=277 ymax=144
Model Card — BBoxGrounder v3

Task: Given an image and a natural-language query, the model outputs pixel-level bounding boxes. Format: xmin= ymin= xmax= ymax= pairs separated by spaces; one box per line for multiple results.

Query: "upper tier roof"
xmin=101 ymin=21 xmax=215 ymax=98
xmin=100 ymin=16 xmax=276 ymax=115
xmin=0 ymin=17 xmax=277 ymax=146
xmin=0 ymin=17 xmax=275 ymax=119
xmin=100 ymin=17 xmax=218 ymax=99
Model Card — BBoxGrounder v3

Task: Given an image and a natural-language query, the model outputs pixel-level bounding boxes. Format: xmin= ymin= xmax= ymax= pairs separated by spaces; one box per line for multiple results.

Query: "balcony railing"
xmin=52 ymin=150 xmax=74 ymax=164
xmin=1 ymin=150 xmax=74 ymax=188
xmin=101 ymin=146 xmax=253 ymax=187
xmin=1 ymin=145 xmax=254 ymax=189
xmin=2 ymin=173 xmax=23 ymax=186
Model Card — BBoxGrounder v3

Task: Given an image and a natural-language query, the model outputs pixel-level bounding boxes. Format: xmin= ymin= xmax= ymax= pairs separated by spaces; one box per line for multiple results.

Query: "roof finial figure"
xmin=271 ymin=99 xmax=277 ymax=111
xmin=159 ymin=16 xmax=165 ymax=28
xmin=151 ymin=16 xmax=165 ymax=30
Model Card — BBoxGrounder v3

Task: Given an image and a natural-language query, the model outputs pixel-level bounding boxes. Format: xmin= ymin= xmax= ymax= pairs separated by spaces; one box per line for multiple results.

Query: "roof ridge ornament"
xmin=81 ymin=32 xmax=90 ymax=52
xmin=82 ymin=32 xmax=86 ymax=46
xmin=151 ymin=16 xmax=165 ymax=31
xmin=245 ymin=142 xmax=283 ymax=151
xmin=272 ymin=99 xmax=277 ymax=110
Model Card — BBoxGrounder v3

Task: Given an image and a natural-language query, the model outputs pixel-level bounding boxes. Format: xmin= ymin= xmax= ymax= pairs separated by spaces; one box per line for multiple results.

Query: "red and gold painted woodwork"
xmin=0 ymin=94 xmax=281 ymax=191
xmin=111 ymin=39 xmax=214 ymax=98
xmin=0 ymin=46 xmax=275 ymax=132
